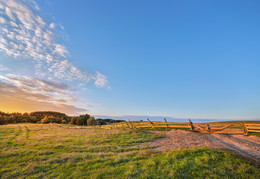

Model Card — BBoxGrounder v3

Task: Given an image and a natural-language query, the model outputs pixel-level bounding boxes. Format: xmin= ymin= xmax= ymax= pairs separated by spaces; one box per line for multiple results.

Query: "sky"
xmin=0 ymin=0 xmax=259 ymax=120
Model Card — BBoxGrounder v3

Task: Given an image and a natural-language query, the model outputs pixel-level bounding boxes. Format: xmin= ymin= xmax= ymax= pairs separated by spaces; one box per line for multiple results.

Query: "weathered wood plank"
xmin=245 ymin=124 xmax=260 ymax=126
xmin=189 ymin=119 xmax=194 ymax=131
xmin=147 ymin=118 xmax=155 ymax=128
xmin=247 ymin=130 xmax=260 ymax=133
xmin=247 ymin=127 xmax=260 ymax=130
xmin=131 ymin=121 xmax=188 ymax=125
xmin=135 ymin=125 xmax=190 ymax=128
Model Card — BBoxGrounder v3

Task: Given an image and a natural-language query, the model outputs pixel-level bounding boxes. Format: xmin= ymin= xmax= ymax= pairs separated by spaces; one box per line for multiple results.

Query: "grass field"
xmin=0 ymin=124 xmax=259 ymax=178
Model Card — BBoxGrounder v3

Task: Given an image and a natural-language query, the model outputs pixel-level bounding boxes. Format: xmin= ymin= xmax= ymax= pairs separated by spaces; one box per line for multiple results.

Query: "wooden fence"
xmin=243 ymin=123 xmax=260 ymax=135
xmin=122 ymin=119 xmax=240 ymax=133
xmin=53 ymin=120 xmax=260 ymax=135
xmin=122 ymin=118 xmax=192 ymax=130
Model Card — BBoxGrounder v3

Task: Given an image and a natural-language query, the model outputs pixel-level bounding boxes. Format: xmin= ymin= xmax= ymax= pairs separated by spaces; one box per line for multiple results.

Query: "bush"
xmin=97 ymin=120 xmax=106 ymax=125
xmin=87 ymin=117 xmax=96 ymax=126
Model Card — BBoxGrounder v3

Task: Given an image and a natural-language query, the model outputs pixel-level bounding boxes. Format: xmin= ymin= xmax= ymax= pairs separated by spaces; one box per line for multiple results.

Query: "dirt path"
xmin=149 ymin=129 xmax=260 ymax=166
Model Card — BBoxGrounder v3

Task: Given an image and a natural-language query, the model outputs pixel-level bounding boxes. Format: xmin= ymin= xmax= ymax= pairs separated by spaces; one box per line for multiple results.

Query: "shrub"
xmin=87 ymin=117 xmax=96 ymax=126
xmin=97 ymin=120 xmax=106 ymax=125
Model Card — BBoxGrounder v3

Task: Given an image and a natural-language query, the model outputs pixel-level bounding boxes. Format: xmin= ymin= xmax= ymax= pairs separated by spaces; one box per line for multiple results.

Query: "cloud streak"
xmin=0 ymin=0 xmax=107 ymax=87
xmin=0 ymin=75 xmax=86 ymax=115
xmin=0 ymin=74 xmax=75 ymax=103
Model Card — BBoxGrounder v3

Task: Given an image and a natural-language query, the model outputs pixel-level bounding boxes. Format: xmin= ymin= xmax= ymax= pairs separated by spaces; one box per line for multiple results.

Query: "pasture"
xmin=0 ymin=124 xmax=259 ymax=178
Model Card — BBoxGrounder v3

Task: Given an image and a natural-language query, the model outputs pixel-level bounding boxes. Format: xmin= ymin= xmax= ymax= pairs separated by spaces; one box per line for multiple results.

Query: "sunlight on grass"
xmin=0 ymin=124 xmax=259 ymax=178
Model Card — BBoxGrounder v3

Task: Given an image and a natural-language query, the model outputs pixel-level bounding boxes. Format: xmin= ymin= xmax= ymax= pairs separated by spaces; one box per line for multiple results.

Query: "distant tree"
xmin=23 ymin=113 xmax=29 ymax=117
xmin=29 ymin=116 xmax=38 ymax=123
xmin=97 ymin=120 xmax=106 ymax=125
xmin=41 ymin=115 xmax=49 ymax=124
xmin=30 ymin=111 xmax=68 ymax=122
xmin=41 ymin=115 xmax=62 ymax=124
xmin=78 ymin=114 xmax=90 ymax=125
xmin=76 ymin=118 xmax=83 ymax=125
xmin=0 ymin=115 xmax=5 ymax=125
xmin=0 ymin=111 xmax=104 ymax=125
xmin=87 ymin=117 xmax=96 ymax=126
xmin=69 ymin=117 xmax=77 ymax=125
xmin=4 ymin=116 xmax=10 ymax=124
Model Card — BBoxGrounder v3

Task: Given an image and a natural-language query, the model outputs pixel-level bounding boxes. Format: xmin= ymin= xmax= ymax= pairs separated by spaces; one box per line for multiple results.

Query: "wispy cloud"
xmin=0 ymin=74 xmax=75 ymax=103
xmin=0 ymin=0 xmax=107 ymax=87
xmin=0 ymin=75 xmax=86 ymax=115
xmin=0 ymin=64 xmax=9 ymax=71
xmin=94 ymin=71 xmax=108 ymax=88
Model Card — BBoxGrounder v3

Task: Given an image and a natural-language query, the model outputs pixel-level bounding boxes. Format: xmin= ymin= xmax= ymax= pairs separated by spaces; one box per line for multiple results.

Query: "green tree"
xmin=0 ymin=115 xmax=5 ymax=125
xmin=78 ymin=114 xmax=90 ymax=125
xmin=87 ymin=117 xmax=96 ymax=126
xmin=76 ymin=118 xmax=82 ymax=125
xmin=69 ymin=117 xmax=77 ymax=125
xmin=29 ymin=116 xmax=38 ymax=123
xmin=41 ymin=115 xmax=62 ymax=124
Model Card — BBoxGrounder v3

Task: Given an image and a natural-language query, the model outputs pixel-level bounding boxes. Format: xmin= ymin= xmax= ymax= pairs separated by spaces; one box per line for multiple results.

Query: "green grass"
xmin=0 ymin=124 xmax=259 ymax=178
xmin=249 ymin=132 xmax=260 ymax=138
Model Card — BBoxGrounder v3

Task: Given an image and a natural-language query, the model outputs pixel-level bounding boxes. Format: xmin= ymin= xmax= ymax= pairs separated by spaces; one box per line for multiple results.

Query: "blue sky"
xmin=0 ymin=0 xmax=259 ymax=119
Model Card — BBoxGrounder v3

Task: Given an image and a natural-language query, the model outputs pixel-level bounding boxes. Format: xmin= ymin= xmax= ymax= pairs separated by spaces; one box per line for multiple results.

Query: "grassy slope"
xmin=0 ymin=124 xmax=259 ymax=178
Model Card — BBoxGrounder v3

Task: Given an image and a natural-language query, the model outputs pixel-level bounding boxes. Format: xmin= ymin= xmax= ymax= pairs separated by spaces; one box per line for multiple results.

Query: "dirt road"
xmin=149 ymin=129 xmax=260 ymax=166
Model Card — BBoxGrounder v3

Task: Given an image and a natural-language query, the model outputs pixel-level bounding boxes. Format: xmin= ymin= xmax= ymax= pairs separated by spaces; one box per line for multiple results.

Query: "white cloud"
xmin=5 ymin=7 xmax=16 ymax=21
xmin=0 ymin=16 xmax=6 ymax=23
xmin=94 ymin=71 xmax=108 ymax=88
xmin=49 ymin=22 xmax=55 ymax=29
xmin=0 ymin=0 xmax=108 ymax=87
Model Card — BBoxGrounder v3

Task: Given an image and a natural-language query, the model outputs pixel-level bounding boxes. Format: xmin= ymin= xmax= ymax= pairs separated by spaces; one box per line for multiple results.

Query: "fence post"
xmin=189 ymin=119 xmax=194 ymax=131
xmin=121 ymin=123 xmax=125 ymax=128
xmin=125 ymin=121 xmax=131 ymax=129
xmin=128 ymin=119 xmax=137 ymax=129
xmin=164 ymin=118 xmax=168 ymax=130
xmin=243 ymin=123 xmax=248 ymax=136
xmin=147 ymin=118 xmax=155 ymax=128
xmin=241 ymin=122 xmax=245 ymax=135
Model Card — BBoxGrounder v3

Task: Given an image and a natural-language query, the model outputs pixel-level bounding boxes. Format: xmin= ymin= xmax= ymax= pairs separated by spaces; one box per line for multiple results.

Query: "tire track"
xmin=205 ymin=133 xmax=260 ymax=166
xmin=217 ymin=134 xmax=260 ymax=152
xmin=7 ymin=126 xmax=22 ymax=146
xmin=25 ymin=125 xmax=31 ymax=140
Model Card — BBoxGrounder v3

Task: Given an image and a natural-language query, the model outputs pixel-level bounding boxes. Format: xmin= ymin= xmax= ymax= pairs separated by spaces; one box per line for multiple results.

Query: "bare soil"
xmin=148 ymin=129 xmax=260 ymax=166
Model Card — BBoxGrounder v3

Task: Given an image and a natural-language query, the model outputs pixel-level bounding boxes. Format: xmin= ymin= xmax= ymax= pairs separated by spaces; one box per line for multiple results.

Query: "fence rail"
xmin=243 ymin=123 xmax=260 ymax=135
xmin=97 ymin=119 xmax=259 ymax=134
xmin=122 ymin=119 xmax=244 ymax=133
xmin=122 ymin=118 xmax=192 ymax=130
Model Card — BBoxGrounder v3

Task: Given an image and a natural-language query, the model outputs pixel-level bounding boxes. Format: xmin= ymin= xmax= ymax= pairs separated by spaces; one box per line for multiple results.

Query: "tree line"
xmin=0 ymin=111 xmax=124 ymax=125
